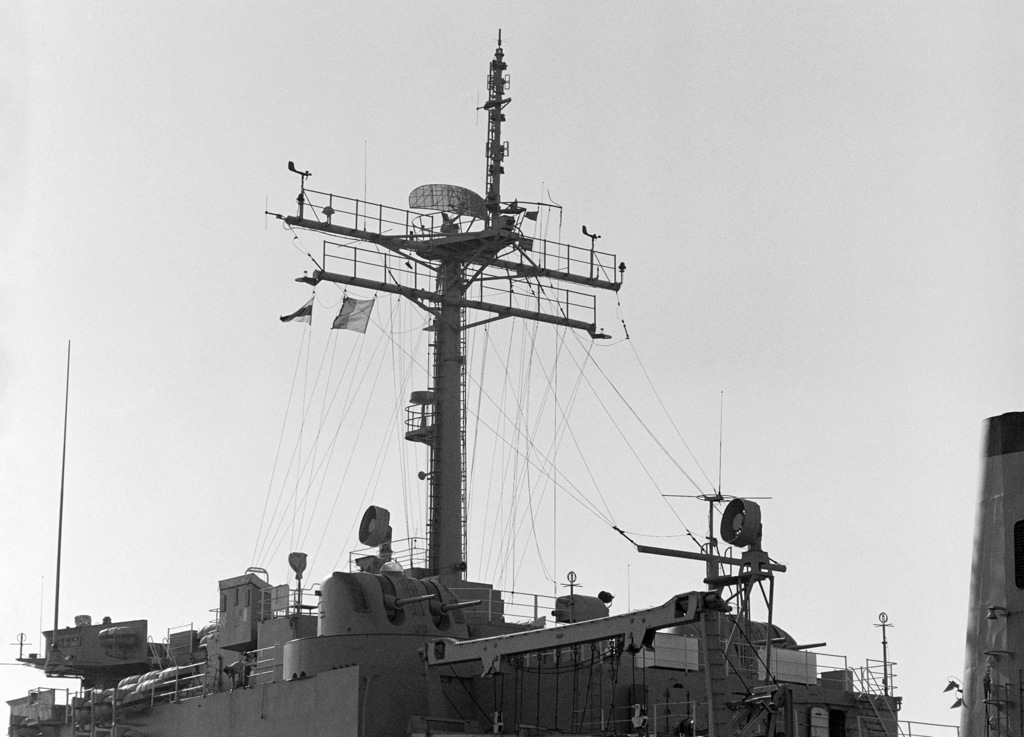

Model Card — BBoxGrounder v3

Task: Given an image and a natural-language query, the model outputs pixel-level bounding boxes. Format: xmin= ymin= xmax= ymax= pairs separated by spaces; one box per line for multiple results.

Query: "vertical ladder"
xmin=459 ymin=306 xmax=468 ymax=570
xmin=701 ymin=609 xmax=733 ymax=737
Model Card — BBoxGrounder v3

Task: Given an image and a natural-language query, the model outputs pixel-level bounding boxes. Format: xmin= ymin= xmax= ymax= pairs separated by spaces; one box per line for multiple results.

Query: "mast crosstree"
xmin=280 ymin=37 xmax=624 ymax=585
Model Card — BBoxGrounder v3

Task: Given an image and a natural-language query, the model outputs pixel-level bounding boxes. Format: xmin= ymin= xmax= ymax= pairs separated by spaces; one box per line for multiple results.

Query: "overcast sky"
xmin=2 ymin=3 xmax=1021 ymax=729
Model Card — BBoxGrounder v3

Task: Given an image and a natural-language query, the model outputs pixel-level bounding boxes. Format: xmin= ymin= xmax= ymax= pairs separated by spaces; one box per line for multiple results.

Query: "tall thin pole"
xmin=52 ymin=341 xmax=71 ymax=650
xmin=718 ymin=391 xmax=724 ymax=493
xmin=876 ymin=612 xmax=891 ymax=697
xmin=38 ymin=576 xmax=44 ymax=655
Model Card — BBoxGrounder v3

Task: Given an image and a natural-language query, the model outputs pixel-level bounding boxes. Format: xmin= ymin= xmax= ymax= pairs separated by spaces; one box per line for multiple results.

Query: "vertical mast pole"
xmin=50 ymin=341 xmax=71 ymax=662
xmin=430 ymin=261 xmax=468 ymax=584
xmin=484 ymin=31 xmax=507 ymax=229
xmin=429 ymin=34 xmax=509 ymax=584
xmin=877 ymin=612 xmax=891 ymax=697
xmin=706 ymin=499 xmax=718 ymax=582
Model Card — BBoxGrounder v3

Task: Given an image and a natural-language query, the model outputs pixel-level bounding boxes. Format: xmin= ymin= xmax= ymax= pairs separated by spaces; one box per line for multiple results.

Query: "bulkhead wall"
xmin=282 ymin=571 xmax=470 ymax=683
xmin=281 ymin=571 xmax=473 ymax=733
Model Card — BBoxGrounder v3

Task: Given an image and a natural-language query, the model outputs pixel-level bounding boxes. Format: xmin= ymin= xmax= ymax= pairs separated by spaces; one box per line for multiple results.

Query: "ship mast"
xmin=483 ymin=33 xmax=507 ymax=230
xmin=278 ymin=36 xmax=623 ymax=585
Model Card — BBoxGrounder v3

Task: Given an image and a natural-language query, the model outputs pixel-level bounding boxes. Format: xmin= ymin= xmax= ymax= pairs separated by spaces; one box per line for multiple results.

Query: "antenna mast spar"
xmin=278 ymin=38 xmax=623 ymax=585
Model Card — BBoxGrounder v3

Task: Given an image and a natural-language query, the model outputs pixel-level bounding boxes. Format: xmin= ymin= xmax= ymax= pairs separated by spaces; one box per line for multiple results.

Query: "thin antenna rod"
xmin=718 ymin=390 xmax=724 ymax=493
xmin=52 ymin=341 xmax=71 ymax=650
xmin=38 ymin=576 xmax=44 ymax=657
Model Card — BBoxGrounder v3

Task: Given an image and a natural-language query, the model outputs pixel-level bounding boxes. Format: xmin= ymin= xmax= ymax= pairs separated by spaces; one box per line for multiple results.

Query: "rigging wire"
xmin=252 ymin=322 xmax=310 ymax=565
xmin=493 ymin=320 xmax=525 ymax=585
xmin=255 ymin=269 xmax=430 ymax=574
xmin=341 ymin=302 xmax=621 ymax=553
xmin=504 ymin=331 xmax=598 ymax=587
xmin=255 ymin=327 xmax=346 ymax=564
xmin=572 ymin=335 xmax=711 ymax=497
xmin=514 ymin=321 xmax=558 ymax=589
xmin=524 ymin=325 xmax=613 ymax=521
xmin=259 ymin=309 xmax=387 ymax=568
xmin=473 ymin=321 xmax=614 ymax=581
xmin=482 ymin=320 xmax=516 ymax=582
xmin=260 ymin=234 xmax=719 ymax=579
xmin=358 ymin=303 xmax=422 ymax=537
xmin=284 ymin=225 xmax=324 ymax=273
xmin=506 ymin=261 xmax=716 ymax=554
xmin=297 ymin=298 xmax=402 ymax=553
xmin=466 ymin=324 xmax=490 ymax=560
xmin=393 ymin=299 xmax=412 ymax=542
xmin=294 ymin=319 xmax=344 ymax=541
xmin=292 ymin=303 xmax=314 ymax=551
xmin=300 ymin=321 xmax=392 ymax=571
xmin=556 ymin=335 xmax=708 ymax=547
xmin=627 ymin=339 xmax=716 ymax=491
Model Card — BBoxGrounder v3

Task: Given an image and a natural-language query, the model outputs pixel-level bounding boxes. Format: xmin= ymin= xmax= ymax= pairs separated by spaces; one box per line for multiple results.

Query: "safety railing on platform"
xmin=349 ymin=537 xmax=429 ymax=573
xmin=301 ymin=189 xmax=443 ymax=241
xmin=652 ymin=699 xmax=958 ymax=737
xmin=304 ymin=190 xmax=622 ymax=289
xmin=856 ymin=657 xmax=898 ymax=696
xmin=165 ymin=621 xmax=197 ymax=666
xmin=573 ymin=703 xmax=659 ymax=735
xmin=253 ymin=584 xmax=318 ymax=622
xmin=322 ymin=239 xmax=435 ymax=295
xmin=892 ymin=719 xmax=960 ymax=736
xmin=248 ymin=644 xmax=281 ymax=687
xmin=9 ymin=688 xmax=71 ymax=728
xmin=132 ymin=662 xmax=208 ymax=704
xmin=473 ymin=276 xmax=598 ymax=328
xmin=446 ymin=587 xmax=560 ymax=626
xmin=320 ymin=238 xmax=602 ymax=328
xmin=649 ymin=699 xmax=706 ymax=736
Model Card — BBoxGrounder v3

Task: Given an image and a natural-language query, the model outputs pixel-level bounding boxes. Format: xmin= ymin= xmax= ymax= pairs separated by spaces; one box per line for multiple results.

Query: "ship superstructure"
xmin=8 ymin=36 xmax=964 ymax=737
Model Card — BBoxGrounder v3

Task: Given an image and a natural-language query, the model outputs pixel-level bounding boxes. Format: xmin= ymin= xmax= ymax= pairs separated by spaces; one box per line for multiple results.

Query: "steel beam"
xmin=305 ymin=270 xmax=600 ymax=335
xmin=285 ymin=216 xmax=620 ymax=292
xmin=425 ymin=591 xmax=727 ymax=676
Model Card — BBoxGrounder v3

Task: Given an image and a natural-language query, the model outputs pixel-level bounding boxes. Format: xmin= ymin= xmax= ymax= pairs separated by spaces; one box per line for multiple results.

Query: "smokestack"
xmin=961 ymin=412 xmax=1024 ymax=735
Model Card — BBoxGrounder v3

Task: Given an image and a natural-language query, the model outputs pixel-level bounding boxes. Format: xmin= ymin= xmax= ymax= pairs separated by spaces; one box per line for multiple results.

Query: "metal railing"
xmin=9 ymin=688 xmax=71 ymax=726
xmin=893 ymin=719 xmax=960 ymax=737
xmin=321 ymin=237 xmax=601 ymax=329
xmin=573 ymin=703 xmax=661 ymax=734
xmin=248 ymin=644 xmax=281 ymax=687
xmin=446 ymin=586 xmax=560 ymax=626
xmin=349 ymin=537 xmax=429 ymax=573
xmin=857 ymin=657 xmax=898 ymax=696
xmin=301 ymin=189 xmax=443 ymax=242
xmin=303 ymin=189 xmax=621 ymax=289
xmin=811 ymin=653 xmax=899 ymax=696
xmin=649 ymin=699 xmax=705 ymax=736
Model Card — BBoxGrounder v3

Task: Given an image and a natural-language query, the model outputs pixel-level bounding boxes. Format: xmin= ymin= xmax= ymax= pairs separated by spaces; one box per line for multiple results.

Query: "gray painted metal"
xmin=960 ymin=411 xmax=1024 ymax=737
xmin=425 ymin=592 xmax=718 ymax=674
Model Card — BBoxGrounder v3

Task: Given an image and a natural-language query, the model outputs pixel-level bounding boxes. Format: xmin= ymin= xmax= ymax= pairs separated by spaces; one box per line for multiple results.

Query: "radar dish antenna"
xmin=409 ymin=184 xmax=487 ymax=220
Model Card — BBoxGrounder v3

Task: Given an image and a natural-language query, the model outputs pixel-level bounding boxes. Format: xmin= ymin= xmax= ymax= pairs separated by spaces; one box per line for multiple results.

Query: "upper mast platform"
xmin=287 ymin=189 xmax=622 ymax=294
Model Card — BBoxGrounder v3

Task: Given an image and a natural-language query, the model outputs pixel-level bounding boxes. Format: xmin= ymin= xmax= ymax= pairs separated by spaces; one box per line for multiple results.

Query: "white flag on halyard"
xmin=332 ymin=297 xmax=375 ymax=333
